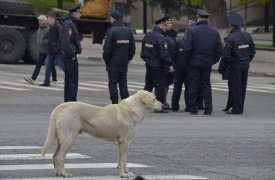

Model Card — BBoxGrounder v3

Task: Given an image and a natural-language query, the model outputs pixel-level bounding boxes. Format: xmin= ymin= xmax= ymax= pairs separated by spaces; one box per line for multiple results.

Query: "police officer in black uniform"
xmin=141 ymin=16 xmax=174 ymax=113
xmin=222 ymin=12 xmax=256 ymax=114
xmin=103 ymin=10 xmax=136 ymax=104
xmin=171 ymin=16 xmax=199 ymax=112
xmin=219 ymin=35 xmax=232 ymax=111
xmin=62 ymin=4 xmax=82 ymax=102
xmin=184 ymin=9 xmax=223 ymax=115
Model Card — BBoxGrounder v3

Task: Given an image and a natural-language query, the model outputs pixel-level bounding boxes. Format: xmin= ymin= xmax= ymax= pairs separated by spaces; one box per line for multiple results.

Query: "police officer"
xmin=62 ymin=4 xmax=82 ymax=102
xmin=219 ymin=35 xmax=232 ymax=112
xmin=141 ymin=16 xmax=174 ymax=113
xmin=103 ymin=10 xmax=136 ymax=104
xmin=222 ymin=12 xmax=256 ymax=114
xmin=184 ymin=9 xmax=223 ymax=115
xmin=171 ymin=16 xmax=197 ymax=112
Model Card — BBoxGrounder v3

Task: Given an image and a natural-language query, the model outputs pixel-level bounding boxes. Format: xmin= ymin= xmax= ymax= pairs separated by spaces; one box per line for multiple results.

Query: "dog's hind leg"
xmin=53 ymin=139 xmax=61 ymax=175
xmin=118 ymin=141 xmax=135 ymax=178
xmin=55 ymin=133 xmax=77 ymax=178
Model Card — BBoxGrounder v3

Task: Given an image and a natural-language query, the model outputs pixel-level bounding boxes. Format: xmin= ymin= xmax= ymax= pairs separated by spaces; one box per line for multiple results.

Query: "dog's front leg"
xmin=118 ymin=141 xmax=135 ymax=178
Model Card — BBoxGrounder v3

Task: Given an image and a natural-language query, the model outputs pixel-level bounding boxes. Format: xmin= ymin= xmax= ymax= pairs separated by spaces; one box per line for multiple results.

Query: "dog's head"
xmin=137 ymin=90 xmax=163 ymax=110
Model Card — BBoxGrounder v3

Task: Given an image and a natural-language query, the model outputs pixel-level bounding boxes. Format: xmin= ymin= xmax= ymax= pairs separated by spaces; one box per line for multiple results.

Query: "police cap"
xmin=108 ymin=10 xmax=122 ymax=20
xmin=197 ymin=9 xmax=210 ymax=18
xmin=155 ymin=16 xmax=169 ymax=25
xmin=68 ymin=3 xmax=81 ymax=13
xmin=189 ymin=16 xmax=198 ymax=22
xmin=227 ymin=12 xmax=243 ymax=26
xmin=165 ymin=15 xmax=172 ymax=22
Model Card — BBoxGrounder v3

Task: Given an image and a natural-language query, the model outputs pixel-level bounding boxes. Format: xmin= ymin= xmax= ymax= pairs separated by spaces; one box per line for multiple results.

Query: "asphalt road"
xmin=0 ymin=59 xmax=274 ymax=180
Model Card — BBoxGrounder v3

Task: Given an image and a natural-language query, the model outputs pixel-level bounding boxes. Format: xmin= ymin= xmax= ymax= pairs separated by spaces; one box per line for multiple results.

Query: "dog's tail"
xmin=41 ymin=108 xmax=58 ymax=156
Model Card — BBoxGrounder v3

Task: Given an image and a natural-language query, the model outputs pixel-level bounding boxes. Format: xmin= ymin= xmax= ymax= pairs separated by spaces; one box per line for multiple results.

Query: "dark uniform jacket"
xmin=222 ymin=27 xmax=255 ymax=70
xmin=61 ymin=14 xmax=82 ymax=57
xmin=141 ymin=27 xmax=172 ymax=67
xmin=174 ymin=23 xmax=195 ymax=68
xmin=166 ymin=29 xmax=177 ymax=65
xmin=103 ymin=20 xmax=136 ymax=72
xmin=185 ymin=21 xmax=223 ymax=67
xmin=48 ymin=22 xmax=63 ymax=54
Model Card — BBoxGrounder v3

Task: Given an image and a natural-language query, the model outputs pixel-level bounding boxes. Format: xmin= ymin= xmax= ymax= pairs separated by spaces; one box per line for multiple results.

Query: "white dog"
xmin=41 ymin=90 xmax=163 ymax=178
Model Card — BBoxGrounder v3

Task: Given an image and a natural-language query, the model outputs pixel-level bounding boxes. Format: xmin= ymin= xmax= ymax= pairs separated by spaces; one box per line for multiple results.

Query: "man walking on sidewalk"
xmin=24 ymin=15 xmax=57 ymax=85
xmin=40 ymin=14 xmax=65 ymax=87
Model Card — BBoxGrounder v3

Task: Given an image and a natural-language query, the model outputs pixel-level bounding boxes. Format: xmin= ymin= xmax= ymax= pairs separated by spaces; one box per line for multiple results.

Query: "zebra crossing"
xmin=0 ymin=146 xmax=208 ymax=180
xmin=0 ymin=80 xmax=274 ymax=93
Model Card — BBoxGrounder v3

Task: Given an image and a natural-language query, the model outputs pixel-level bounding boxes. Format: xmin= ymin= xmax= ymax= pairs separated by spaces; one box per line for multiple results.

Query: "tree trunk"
xmin=203 ymin=0 xmax=227 ymax=29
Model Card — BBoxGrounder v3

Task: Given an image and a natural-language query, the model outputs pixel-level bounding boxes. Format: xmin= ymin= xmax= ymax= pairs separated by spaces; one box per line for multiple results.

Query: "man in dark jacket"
xmin=171 ymin=16 xmax=197 ymax=112
xmin=184 ymin=9 xmax=223 ymax=115
xmin=40 ymin=14 xmax=65 ymax=86
xmin=61 ymin=4 xmax=82 ymax=102
xmin=141 ymin=16 xmax=174 ymax=113
xmin=24 ymin=15 xmax=54 ymax=85
xmin=103 ymin=10 xmax=136 ymax=104
xmin=222 ymin=12 xmax=255 ymax=114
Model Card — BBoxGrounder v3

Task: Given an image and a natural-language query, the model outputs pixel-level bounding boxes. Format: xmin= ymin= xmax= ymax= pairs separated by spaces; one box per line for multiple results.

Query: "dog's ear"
xmin=140 ymin=92 xmax=151 ymax=108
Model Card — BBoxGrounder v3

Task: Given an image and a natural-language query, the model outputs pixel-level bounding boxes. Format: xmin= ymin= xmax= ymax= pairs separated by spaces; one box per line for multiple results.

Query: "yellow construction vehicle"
xmin=78 ymin=0 xmax=113 ymax=19
xmin=0 ymin=0 xmax=126 ymax=63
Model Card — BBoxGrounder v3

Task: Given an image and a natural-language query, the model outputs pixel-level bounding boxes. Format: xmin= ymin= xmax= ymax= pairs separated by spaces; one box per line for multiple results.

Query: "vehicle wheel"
xmin=23 ymin=32 xmax=38 ymax=63
xmin=0 ymin=28 xmax=26 ymax=64
xmin=0 ymin=0 xmax=33 ymax=15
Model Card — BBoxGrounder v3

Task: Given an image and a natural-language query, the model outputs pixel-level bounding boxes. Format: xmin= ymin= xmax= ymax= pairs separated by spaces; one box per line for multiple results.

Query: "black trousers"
xmin=108 ymin=71 xmax=129 ymax=104
xmin=64 ymin=55 xmax=78 ymax=102
xmin=144 ymin=66 xmax=167 ymax=104
xmin=225 ymin=80 xmax=233 ymax=110
xmin=229 ymin=67 xmax=248 ymax=114
xmin=171 ymin=67 xmax=189 ymax=111
xmin=188 ymin=65 xmax=212 ymax=113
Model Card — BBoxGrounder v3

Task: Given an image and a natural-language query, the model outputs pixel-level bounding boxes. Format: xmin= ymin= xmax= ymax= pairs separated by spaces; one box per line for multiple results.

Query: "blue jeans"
xmin=44 ymin=53 xmax=65 ymax=85
xmin=31 ymin=52 xmax=49 ymax=80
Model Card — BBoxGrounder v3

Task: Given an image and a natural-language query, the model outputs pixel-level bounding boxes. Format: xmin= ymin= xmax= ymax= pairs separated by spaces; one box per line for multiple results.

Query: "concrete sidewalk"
xmin=80 ymin=38 xmax=275 ymax=77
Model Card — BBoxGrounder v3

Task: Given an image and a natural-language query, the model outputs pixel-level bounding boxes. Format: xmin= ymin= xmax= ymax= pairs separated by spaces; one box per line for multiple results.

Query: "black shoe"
xmin=190 ymin=111 xmax=198 ymax=115
xmin=204 ymin=111 xmax=212 ymax=115
xmin=197 ymin=106 xmax=204 ymax=110
xmin=163 ymin=103 xmax=171 ymax=110
xmin=222 ymin=107 xmax=230 ymax=111
xmin=154 ymin=109 xmax=169 ymax=113
xmin=39 ymin=83 xmax=50 ymax=87
xmin=172 ymin=108 xmax=179 ymax=112
xmin=184 ymin=108 xmax=190 ymax=112
xmin=226 ymin=110 xmax=241 ymax=115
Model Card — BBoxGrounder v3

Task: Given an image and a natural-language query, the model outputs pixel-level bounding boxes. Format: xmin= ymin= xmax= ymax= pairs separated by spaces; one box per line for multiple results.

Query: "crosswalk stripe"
xmin=0 ymin=146 xmax=41 ymax=150
xmin=3 ymin=174 xmax=208 ymax=180
xmin=246 ymin=88 xmax=273 ymax=93
xmin=57 ymin=84 xmax=103 ymax=91
xmin=212 ymin=87 xmax=229 ymax=92
xmin=0 ymin=81 xmax=62 ymax=91
xmin=79 ymin=82 xmax=108 ymax=88
xmin=0 ymin=85 xmax=29 ymax=91
xmin=2 ymin=80 xmax=274 ymax=93
xmin=0 ymin=153 xmax=90 ymax=160
xmin=0 ymin=163 xmax=149 ymax=171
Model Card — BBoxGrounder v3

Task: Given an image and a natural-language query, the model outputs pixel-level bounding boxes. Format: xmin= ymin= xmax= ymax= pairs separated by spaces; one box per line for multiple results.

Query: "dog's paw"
xmin=120 ymin=172 xmax=135 ymax=178
xmin=62 ymin=172 xmax=73 ymax=178
xmin=127 ymin=171 xmax=135 ymax=177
